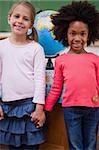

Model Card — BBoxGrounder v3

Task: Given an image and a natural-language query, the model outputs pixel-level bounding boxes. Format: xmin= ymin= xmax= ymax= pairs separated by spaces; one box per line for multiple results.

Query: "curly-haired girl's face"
xmin=67 ymin=21 xmax=89 ymax=53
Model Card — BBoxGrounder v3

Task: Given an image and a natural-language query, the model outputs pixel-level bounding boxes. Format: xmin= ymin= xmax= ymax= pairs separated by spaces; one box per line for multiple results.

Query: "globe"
xmin=34 ymin=10 xmax=65 ymax=57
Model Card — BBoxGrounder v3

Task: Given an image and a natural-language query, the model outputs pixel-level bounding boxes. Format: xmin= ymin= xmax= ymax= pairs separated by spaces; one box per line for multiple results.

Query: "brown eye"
xmin=71 ymin=32 xmax=76 ymax=36
xmin=69 ymin=32 xmax=76 ymax=36
xmin=81 ymin=32 xmax=87 ymax=36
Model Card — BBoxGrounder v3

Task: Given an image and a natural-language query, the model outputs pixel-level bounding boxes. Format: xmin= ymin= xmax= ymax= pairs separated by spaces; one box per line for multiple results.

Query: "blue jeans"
xmin=63 ymin=107 xmax=99 ymax=150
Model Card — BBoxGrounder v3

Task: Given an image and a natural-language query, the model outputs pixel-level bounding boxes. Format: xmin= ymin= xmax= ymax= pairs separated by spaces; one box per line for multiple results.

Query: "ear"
xmin=8 ymin=15 xmax=11 ymax=24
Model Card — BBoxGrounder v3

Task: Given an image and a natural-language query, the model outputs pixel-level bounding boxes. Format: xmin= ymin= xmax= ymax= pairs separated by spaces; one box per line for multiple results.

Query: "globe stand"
xmin=46 ymin=54 xmax=59 ymax=70
xmin=46 ymin=57 xmax=54 ymax=96
xmin=46 ymin=57 xmax=54 ymax=70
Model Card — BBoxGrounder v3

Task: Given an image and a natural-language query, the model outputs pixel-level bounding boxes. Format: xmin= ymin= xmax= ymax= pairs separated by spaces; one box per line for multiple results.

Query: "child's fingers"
xmin=0 ymin=116 xmax=4 ymax=120
xmin=30 ymin=112 xmax=38 ymax=121
xmin=92 ymin=95 xmax=99 ymax=103
xmin=36 ymin=122 xmax=43 ymax=128
xmin=30 ymin=111 xmax=46 ymax=128
xmin=33 ymin=119 xmax=39 ymax=125
xmin=0 ymin=112 xmax=4 ymax=120
xmin=31 ymin=116 xmax=39 ymax=124
xmin=0 ymin=108 xmax=4 ymax=120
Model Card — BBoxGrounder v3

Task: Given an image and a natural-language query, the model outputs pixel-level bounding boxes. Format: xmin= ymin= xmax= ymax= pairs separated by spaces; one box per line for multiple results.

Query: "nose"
xmin=17 ymin=17 xmax=23 ymax=24
xmin=74 ymin=34 xmax=81 ymax=41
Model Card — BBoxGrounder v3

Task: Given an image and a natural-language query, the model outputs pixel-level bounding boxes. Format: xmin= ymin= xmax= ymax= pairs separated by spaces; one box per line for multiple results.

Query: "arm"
xmin=92 ymin=56 xmax=99 ymax=103
xmin=31 ymin=45 xmax=46 ymax=127
xmin=0 ymin=58 xmax=2 ymax=98
xmin=33 ymin=46 xmax=46 ymax=104
xmin=0 ymin=57 xmax=3 ymax=120
xmin=44 ymin=57 xmax=64 ymax=111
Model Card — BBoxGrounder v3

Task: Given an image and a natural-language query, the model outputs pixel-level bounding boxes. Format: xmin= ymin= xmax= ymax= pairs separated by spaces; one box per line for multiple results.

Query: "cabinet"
xmin=40 ymin=104 xmax=69 ymax=150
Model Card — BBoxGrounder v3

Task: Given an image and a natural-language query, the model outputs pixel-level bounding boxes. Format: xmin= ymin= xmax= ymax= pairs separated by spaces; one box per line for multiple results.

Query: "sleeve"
xmin=44 ymin=57 xmax=64 ymax=111
xmin=0 ymin=44 xmax=2 ymax=99
xmin=96 ymin=56 xmax=99 ymax=95
xmin=0 ymin=60 xmax=2 ymax=99
xmin=0 ymin=60 xmax=2 ymax=98
xmin=33 ymin=46 xmax=46 ymax=104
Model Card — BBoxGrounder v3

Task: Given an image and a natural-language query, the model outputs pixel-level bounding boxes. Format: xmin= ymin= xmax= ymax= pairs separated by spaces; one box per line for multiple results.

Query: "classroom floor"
xmin=0 ymin=144 xmax=64 ymax=150
xmin=0 ymin=133 xmax=99 ymax=150
xmin=39 ymin=142 xmax=99 ymax=150
xmin=40 ymin=143 xmax=64 ymax=150
xmin=0 ymin=143 xmax=99 ymax=150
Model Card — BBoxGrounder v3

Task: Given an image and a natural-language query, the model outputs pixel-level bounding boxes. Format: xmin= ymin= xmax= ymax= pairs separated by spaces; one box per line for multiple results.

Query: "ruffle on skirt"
xmin=0 ymin=98 xmax=45 ymax=147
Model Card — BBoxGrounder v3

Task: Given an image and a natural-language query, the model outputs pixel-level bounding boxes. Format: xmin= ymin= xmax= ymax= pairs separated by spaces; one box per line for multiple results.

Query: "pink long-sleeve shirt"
xmin=45 ymin=52 xmax=99 ymax=111
xmin=0 ymin=38 xmax=46 ymax=104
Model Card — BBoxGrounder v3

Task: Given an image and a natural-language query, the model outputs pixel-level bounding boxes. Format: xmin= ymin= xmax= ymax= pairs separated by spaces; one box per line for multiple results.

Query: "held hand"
xmin=31 ymin=110 xmax=46 ymax=128
xmin=0 ymin=106 xmax=4 ymax=120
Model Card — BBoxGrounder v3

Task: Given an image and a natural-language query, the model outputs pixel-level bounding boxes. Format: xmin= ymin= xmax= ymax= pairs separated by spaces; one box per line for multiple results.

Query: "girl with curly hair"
xmin=45 ymin=1 xmax=99 ymax=149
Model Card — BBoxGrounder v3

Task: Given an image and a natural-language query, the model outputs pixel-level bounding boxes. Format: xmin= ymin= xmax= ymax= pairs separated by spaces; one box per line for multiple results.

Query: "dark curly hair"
xmin=51 ymin=1 xmax=99 ymax=46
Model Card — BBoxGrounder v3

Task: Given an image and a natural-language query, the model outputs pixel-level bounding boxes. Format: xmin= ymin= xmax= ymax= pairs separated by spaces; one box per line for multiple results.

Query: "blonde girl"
xmin=0 ymin=1 xmax=46 ymax=150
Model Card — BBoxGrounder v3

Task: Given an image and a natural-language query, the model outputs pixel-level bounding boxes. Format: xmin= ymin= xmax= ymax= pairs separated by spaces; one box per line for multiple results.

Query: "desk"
xmin=40 ymin=104 xmax=69 ymax=150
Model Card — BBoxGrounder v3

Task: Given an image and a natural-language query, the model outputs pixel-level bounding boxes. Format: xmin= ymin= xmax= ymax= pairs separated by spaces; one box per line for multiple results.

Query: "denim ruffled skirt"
xmin=0 ymin=98 xmax=45 ymax=147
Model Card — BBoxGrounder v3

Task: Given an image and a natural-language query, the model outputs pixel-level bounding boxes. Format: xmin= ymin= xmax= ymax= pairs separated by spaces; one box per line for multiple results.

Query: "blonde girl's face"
xmin=8 ymin=4 xmax=33 ymax=36
xmin=67 ymin=21 xmax=89 ymax=53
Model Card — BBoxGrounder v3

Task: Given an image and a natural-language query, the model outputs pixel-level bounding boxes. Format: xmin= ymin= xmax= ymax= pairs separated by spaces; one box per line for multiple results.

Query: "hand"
xmin=0 ymin=106 xmax=4 ymax=120
xmin=31 ymin=109 xmax=46 ymax=128
xmin=92 ymin=95 xmax=99 ymax=103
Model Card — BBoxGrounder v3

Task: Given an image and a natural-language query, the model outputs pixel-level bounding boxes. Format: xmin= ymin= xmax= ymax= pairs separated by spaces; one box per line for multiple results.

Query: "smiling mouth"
xmin=73 ymin=44 xmax=81 ymax=47
xmin=14 ymin=24 xmax=24 ymax=28
xmin=72 ymin=42 xmax=82 ymax=47
xmin=14 ymin=26 xmax=24 ymax=30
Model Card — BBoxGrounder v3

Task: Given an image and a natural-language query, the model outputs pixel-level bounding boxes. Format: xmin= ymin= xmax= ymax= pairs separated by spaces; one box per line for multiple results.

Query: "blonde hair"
xmin=8 ymin=0 xmax=38 ymax=42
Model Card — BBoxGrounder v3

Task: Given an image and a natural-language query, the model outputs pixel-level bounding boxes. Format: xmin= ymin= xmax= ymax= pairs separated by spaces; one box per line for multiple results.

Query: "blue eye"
xmin=24 ymin=18 xmax=30 ymax=21
xmin=14 ymin=15 xmax=20 ymax=18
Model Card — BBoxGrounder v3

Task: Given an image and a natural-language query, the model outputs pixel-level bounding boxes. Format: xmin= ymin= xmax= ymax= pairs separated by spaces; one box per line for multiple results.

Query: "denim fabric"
xmin=0 ymin=98 xmax=45 ymax=147
xmin=9 ymin=144 xmax=39 ymax=150
xmin=63 ymin=106 xmax=99 ymax=150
